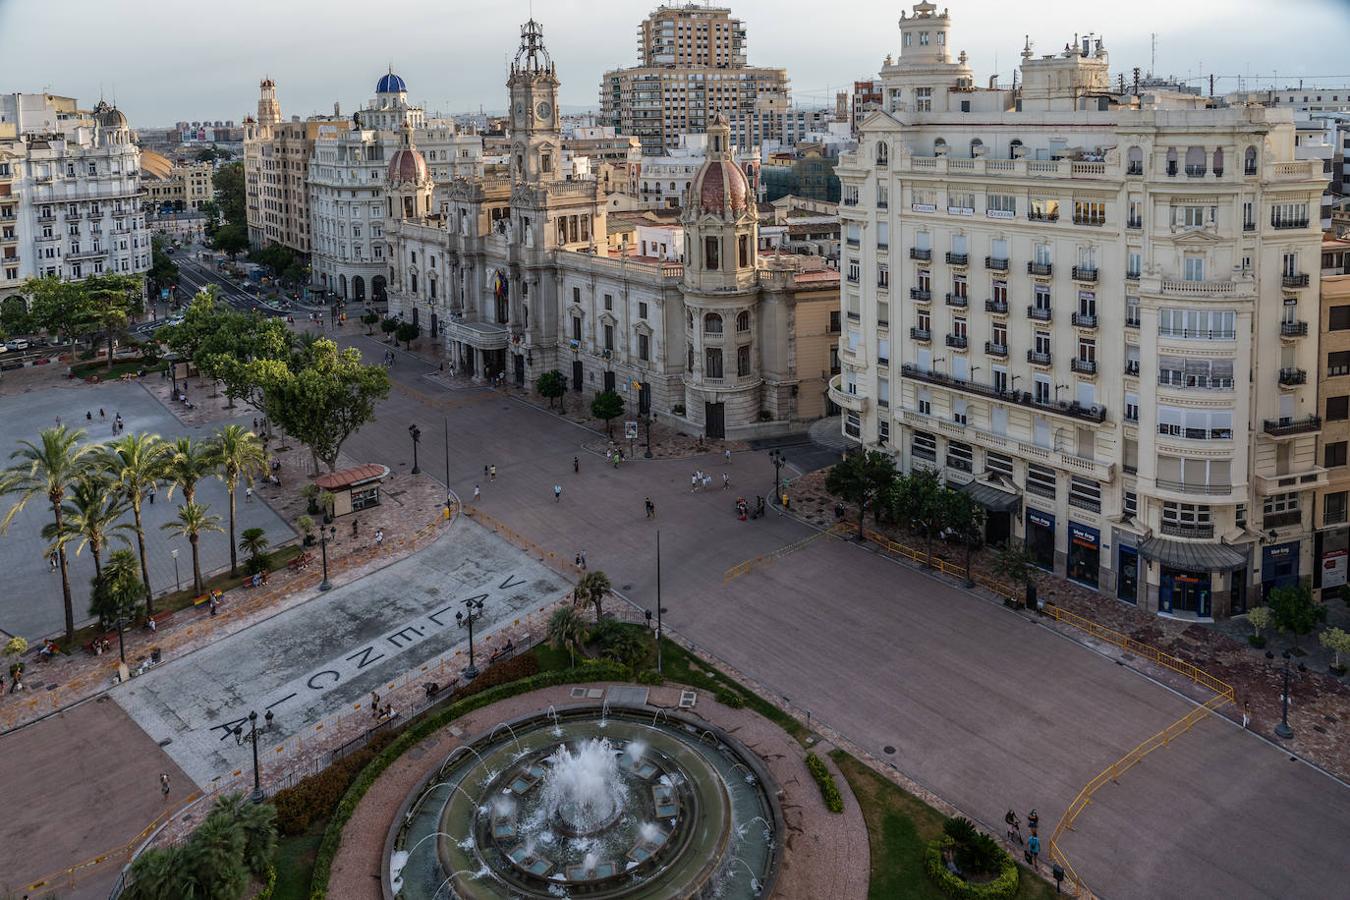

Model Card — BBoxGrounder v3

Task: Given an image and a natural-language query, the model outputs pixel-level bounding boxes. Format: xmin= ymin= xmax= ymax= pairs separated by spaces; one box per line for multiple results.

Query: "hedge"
xmin=307 ymin=660 xmax=630 ymax=899
xmin=805 ymin=751 xmax=844 ymax=814
xmin=925 ymin=836 xmax=1019 ymax=899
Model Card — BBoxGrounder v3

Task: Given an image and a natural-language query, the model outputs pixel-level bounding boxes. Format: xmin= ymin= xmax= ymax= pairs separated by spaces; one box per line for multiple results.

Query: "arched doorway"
xmin=353 ymin=276 xmax=366 ymax=302
xmin=373 ymin=275 xmax=387 ymax=303
xmin=493 ymin=270 xmax=509 ymax=324
xmin=339 ymin=274 xmax=348 ymax=298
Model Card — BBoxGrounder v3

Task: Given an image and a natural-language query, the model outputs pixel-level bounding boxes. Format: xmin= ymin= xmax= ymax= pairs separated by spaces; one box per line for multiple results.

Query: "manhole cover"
xmin=883 ymin=745 xmax=896 ymax=755
xmin=622 ymin=584 xmax=633 ymax=591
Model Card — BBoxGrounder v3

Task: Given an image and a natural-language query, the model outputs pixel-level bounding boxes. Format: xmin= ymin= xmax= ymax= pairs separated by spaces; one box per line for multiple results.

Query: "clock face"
xmin=536 ymin=101 xmax=552 ymax=121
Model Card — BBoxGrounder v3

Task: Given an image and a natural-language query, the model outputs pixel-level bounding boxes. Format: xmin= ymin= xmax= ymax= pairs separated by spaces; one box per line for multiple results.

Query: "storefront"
xmin=1139 ymin=535 xmax=1247 ymax=619
xmin=1261 ymin=541 xmax=1301 ymax=600
xmin=1067 ymin=523 xmax=1100 ymax=588
xmin=1025 ymin=508 xmax=1055 ymax=572
xmin=1117 ymin=544 xmax=1139 ymax=604
xmin=958 ymin=479 xmax=1020 ymax=547
xmin=1161 ymin=567 xmax=1212 ymax=616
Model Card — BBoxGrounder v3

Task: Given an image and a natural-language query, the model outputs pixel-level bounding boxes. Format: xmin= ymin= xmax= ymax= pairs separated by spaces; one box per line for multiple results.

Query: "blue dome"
xmin=376 ymin=71 xmax=407 ymax=94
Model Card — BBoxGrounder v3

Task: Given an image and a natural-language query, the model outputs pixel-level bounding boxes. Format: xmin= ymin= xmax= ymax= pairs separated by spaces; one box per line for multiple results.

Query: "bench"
xmin=84 ymin=631 xmax=118 ymax=655
xmin=287 ymin=553 xmax=314 ymax=571
xmin=488 ymin=640 xmax=515 ymax=665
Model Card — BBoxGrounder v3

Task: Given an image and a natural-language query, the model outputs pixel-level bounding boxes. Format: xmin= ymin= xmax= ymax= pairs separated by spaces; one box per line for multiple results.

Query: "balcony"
xmin=945 ymin=334 xmax=968 ymax=350
xmin=1027 ymin=349 xmax=1052 ymax=366
xmin=1244 ymin=221 xmax=1257 ymax=232
xmin=1028 ymin=211 xmax=1059 ymax=223
xmin=945 ymin=293 xmax=968 ymax=308
xmin=1282 ymin=273 xmax=1310 ymax=289
xmin=900 ymin=363 xmax=1107 ymax=424
xmin=1127 ymin=163 xmax=1144 ymax=176
xmin=985 ymin=256 xmax=1009 ymax=271
xmin=1160 ymin=278 xmax=1250 ymax=297
xmin=1027 ymin=305 xmax=1052 ymax=322
xmin=1027 ymin=261 xmax=1052 ymax=277
xmin=1160 ymin=520 xmax=1216 ymax=538
xmin=1071 ymin=358 xmax=1098 ymax=375
xmin=1271 ymin=218 xmax=1310 ymax=230
xmin=1280 ymin=321 xmax=1309 ymax=338
xmin=1278 ymin=368 xmax=1307 ymax=386
xmin=910 ymin=248 xmax=932 ymax=261
xmin=945 ymin=252 xmax=969 ymax=266
xmin=1263 ymin=416 xmax=1321 ymax=437
xmin=1071 ymin=265 xmax=1098 ymax=283
xmin=1158 ymin=327 xmax=1236 ymax=341
xmin=1071 ymin=312 xmax=1097 ymax=329
xmin=1126 ymin=218 xmax=1142 ymax=229
xmin=1126 ymin=270 xmax=1140 ymax=281
xmin=984 ymin=299 xmax=1008 ymax=314
xmin=1156 ymin=479 xmax=1232 ymax=497
xmin=64 ymin=211 xmax=82 ymax=222
xmin=1125 ymin=360 xmax=1141 ymax=376
xmin=1264 ymin=510 xmax=1303 ymax=529
xmin=985 ymin=341 xmax=1008 ymax=357
xmin=910 ymin=327 xmax=932 ymax=342
xmin=910 ymin=288 xmax=932 ymax=302
xmin=828 ymin=375 xmax=869 ymax=413
xmin=1185 ymin=165 xmax=1207 ymax=178
xmin=1072 ymin=216 xmax=1105 ymax=227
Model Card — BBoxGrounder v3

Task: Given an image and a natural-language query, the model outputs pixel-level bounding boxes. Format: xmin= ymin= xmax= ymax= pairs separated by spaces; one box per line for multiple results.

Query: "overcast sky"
xmin=1 ymin=0 xmax=1346 ymax=126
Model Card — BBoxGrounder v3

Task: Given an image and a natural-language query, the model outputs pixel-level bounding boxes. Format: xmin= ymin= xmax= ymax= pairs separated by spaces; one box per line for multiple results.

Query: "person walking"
xmin=724 ymin=448 xmax=732 ymax=465
xmin=148 ymin=485 xmax=156 ymax=505
xmin=160 ymin=773 xmax=171 ymax=798
xmin=645 ymin=497 xmax=654 ymax=519
xmin=473 ymin=484 xmax=481 ymax=502
xmin=375 ymin=528 xmax=384 ymax=547
xmin=1242 ymin=701 xmax=1251 ymax=728
xmin=245 ymin=486 xmax=253 ymax=503
xmin=1026 ymin=833 xmax=1041 ymax=870
xmin=703 ymin=473 xmax=712 ymax=491
xmin=352 ymin=518 xmax=359 ymax=538
xmin=690 ymin=473 xmax=698 ymax=493
xmin=1027 ymin=808 xmax=1039 ymax=834
xmin=722 ymin=472 xmax=730 ymax=490
xmin=553 ymin=483 xmax=562 ymax=502
xmin=490 ymin=465 xmax=497 ymax=482
xmin=1005 ymin=809 xmax=1023 ymax=845
xmin=573 ymin=456 xmax=579 ymax=474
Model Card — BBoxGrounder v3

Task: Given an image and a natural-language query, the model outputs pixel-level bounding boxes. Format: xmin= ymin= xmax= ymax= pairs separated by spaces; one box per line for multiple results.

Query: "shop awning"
xmin=1138 ymin=536 xmax=1247 ymax=571
xmin=959 ymin=480 xmax=1020 ymax=513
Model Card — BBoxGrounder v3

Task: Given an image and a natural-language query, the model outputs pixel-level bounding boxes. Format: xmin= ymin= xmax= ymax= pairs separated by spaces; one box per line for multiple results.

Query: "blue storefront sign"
xmin=1025 ymin=508 xmax=1055 ymax=571
xmin=1068 ymin=523 xmax=1100 ymax=588
xmin=1262 ymin=541 xmax=1301 ymax=598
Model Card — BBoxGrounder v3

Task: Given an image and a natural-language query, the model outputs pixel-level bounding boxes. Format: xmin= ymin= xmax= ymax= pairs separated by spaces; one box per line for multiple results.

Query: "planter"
xmin=303 ymin=534 xmax=316 ymax=547
xmin=306 ymin=499 xmax=319 ymax=515
xmin=1247 ymin=635 xmax=1267 ymax=649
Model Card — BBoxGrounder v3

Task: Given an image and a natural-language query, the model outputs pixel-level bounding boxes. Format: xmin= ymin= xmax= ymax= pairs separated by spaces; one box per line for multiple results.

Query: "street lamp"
xmin=644 ymin=531 xmax=667 ymax=673
xmin=170 ymin=548 xmax=181 ymax=594
xmin=232 ymin=709 xmax=273 ymax=804
xmin=408 ymin=423 xmax=422 ymax=475
xmin=1267 ymin=649 xmax=1302 ymax=739
xmin=444 ymin=417 xmax=453 ymax=518
xmin=456 ymin=597 xmax=486 ymax=680
xmin=319 ymin=525 xmax=335 ymax=591
xmin=769 ymin=449 xmax=786 ymax=506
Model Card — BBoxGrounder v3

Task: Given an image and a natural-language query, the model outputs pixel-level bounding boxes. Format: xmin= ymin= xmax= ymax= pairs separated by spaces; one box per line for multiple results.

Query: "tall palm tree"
xmin=209 ymin=425 xmax=268 ymax=576
xmin=44 ymin=473 xmax=133 ymax=583
xmin=547 ymin=605 xmax=587 ymax=668
xmin=1 ymin=426 xmax=96 ymax=644
xmin=161 ymin=501 xmax=222 ymax=596
xmin=574 ymin=570 xmax=613 ymax=624
xmin=164 ymin=436 xmax=215 ymax=507
xmin=103 ymin=433 xmax=170 ymax=613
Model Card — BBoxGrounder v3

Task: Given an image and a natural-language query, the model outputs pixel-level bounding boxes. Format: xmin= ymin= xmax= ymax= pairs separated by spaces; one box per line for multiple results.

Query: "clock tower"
xmin=507 ymin=18 xmax=561 ymax=184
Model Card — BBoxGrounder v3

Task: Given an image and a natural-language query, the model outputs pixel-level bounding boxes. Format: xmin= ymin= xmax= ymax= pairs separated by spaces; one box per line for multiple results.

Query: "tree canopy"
xmin=213 ymin=160 xmax=246 ymax=228
xmin=824 ymin=449 xmax=897 ymax=538
xmin=591 ymin=391 xmax=625 ymax=436
xmin=536 ymin=370 xmax=565 ymax=409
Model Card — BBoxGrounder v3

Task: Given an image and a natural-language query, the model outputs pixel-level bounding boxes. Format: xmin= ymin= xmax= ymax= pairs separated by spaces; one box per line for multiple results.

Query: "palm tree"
xmin=1 ymin=426 xmax=96 ymax=643
xmin=161 ymin=501 xmax=222 ymax=596
xmin=238 ymin=526 xmax=270 ymax=574
xmin=574 ymin=570 xmax=612 ymax=624
xmin=164 ymin=436 xmax=215 ymax=507
xmin=547 ymin=605 xmax=587 ymax=668
xmin=90 ymin=549 xmax=145 ymax=640
xmin=210 ymin=793 xmax=278 ymax=878
xmin=103 ymin=433 xmax=170 ymax=613
xmin=209 ymin=425 xmax=268 ymax=576
xmin=45 ymin=473 xmax=133 ymax=583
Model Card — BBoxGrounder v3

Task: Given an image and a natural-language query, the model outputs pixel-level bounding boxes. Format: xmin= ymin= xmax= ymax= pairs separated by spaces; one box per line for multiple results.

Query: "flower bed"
xmin=805 ymin=751 xmax=844 ymax=813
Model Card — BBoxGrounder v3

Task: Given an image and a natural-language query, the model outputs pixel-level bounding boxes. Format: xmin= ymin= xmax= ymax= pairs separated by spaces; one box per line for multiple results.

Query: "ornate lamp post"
xmin=456 ymin=596 xmax=486 ymax=680
xmin=170 ymin=548 xmax=181 ymax=594
xmin=408 ymin=423 xmax=422 ymax=475
xmin=769 ymin=449 xmax=786 ymax=506
xmin=233 ymin=709 xmax=275 ymax=803
xmin=319 ymin=525 xmax=336 ymax=591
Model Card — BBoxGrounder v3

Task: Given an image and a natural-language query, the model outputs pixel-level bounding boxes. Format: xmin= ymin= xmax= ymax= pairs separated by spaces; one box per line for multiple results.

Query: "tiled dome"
xmin=387 ymin=146 xmax=427 ymax=185
xmin=92 ymin=100 xmax=128 ymax=130
xmin=689 ymin=114 xmax=749 ymax=219
xmin=376 ymin=71 xmax=407 ymax=94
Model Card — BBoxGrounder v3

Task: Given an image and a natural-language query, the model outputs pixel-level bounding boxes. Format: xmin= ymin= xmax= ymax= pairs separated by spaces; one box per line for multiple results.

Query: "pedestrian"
xmin=148 ymin=485 xmax=155 ymax=505
xmin=579 ymin=551 xmax=586 ymax=570
xmin=645 ymin=497 xmax=654 ymax=519
xmin=722 ymin=472 xmax=730 ymax=490
xmin=253 ymin=417 xmax=259 ymax=431
xmin=573 ymin=456 xmax=579 ymax=473
xmin=484 ymin=464 xmax=490 ymax=480
xmin=724 ymin=448 xmax=732 ymax=465
xmin=1242 ymin=701 xmax=1251 ymax=729
xmin=209 ymin=594 xmax=218 ymax=617
xmin=691 ymin=473 xmax=698 ymax=493
xmin=553 ymin=483 xmax=562 ymax=502
xmin=375 ymin=528 xmax=384 ymax=547
xmin=160 ymin=773 xmax=171 ymax=798
xmin=371 ymin=692 xmax=381 ymax=717
xmin=99 ymin=408 xmax=106 ymax=419
xmin=48 ymin=553 xmax=57 ymax=573
xmin=473 ymin=484 xmax=481 ymax=502
xmin=490 ymin=465 xmax=497 ymax=482
xmin=86 ymin=410 xmax=92 ymax=421
xmin=703 ymin=473 xmax=712 ymax=491
xmin=352 ymin=518 xmax=359 ymax=537
xmin=1026 ymin=833 xmax=1041 ymax=870
xmin=1005 ymin=809 xmax=1022 ymax=845
xmin=1027 ymin=808 xmax=1039 ymax=834
xmin=245 ymin=486 xmax=253 ymax=503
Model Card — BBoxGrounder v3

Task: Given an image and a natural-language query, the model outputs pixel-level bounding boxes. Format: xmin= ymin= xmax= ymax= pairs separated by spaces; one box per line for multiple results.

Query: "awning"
xmin=959 ymin=480 xmax=1021 ymax=513
xmin=1138 ymin=536 xmax=1247 ymax=571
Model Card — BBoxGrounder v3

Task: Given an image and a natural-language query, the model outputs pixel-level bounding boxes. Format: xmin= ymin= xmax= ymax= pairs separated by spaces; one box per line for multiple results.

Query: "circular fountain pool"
xmin=388 ymin=705 xmax=782 ymax=899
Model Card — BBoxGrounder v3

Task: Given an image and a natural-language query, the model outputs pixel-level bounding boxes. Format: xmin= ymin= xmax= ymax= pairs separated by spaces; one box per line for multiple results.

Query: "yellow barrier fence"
xmin=723 ymin=524 xmax=848 ymax=582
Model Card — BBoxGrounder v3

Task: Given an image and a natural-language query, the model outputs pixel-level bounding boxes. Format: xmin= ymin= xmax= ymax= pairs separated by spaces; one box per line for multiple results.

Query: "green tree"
xmin=45 ymin=473 xmax=133 ymax=584
xmin=199 ymin=199 xmax=222 ymax=237
xmin=1267 ymin=583 xmax=1327 ymax=649
xmin=23 ymin=276 xmax=95 ymax=347
xmin=0 ymin=425 xmax=97 ymax=643
xmin=238 ymin=526 xmax=271 ymax=574
xmin=147 ymin=236 xmax=180 ymax=295
xmin=182 ymin=804 xmax=248 ymax=900
xmin=1319 ymin=627 xmax=1350 ymax=672
xmin=395 ymin=321 xmax=420 ymax=349
xmin=995 ymin=541 xmax=1035 ymax=589
xmin=212 ymin=223 xmax=249 ymax=259
xmin=574 ymin=570 xmax=612 ymax=624
xmin=164 ymin=436 xmax=215 ymax=507
xmin=360 ymin=312 xmax=380 ymax=335
xmin=547 ymin=605 xmax=587 ymax=668
xmin=590 ymin=390 xmax=624 ymax=437
xmin=0 ymin=294 xmax=33 ymax=339
xmin=824 ymin=449 xmax=897 ymax=540
xmin=83 ymin=274 xmax=146 ymax=370
xmin=946 ymin=489 xmax=986 ymax=584
xmin=210 ymin=424 xmax=268 ymax=576
xmin=1246 ymin=606 xmax=1272 ymax=647
xmin=380 ymin=317 xmax=399 ymax=340
xmin=162 ymin=501 xmax=223 ymax=596
xmin=89 ymin=549 xmax=145 ymax=632
xmin=598 ymin=626 xmax=652 ymax=672
xmin=209 ymin=794 xmax=277 ymax=878
xmin=103 ymin=433 xmax=171 ymax=613
xmin=894 ymin=468 xmax=950 ymax=567
xmin=250 ymin=338 xmax=390 ymax=473
xmin=213 ymin=160 xmax=246 ymax=227
xmin=125 ymin=844 xmax=198 ymax=900
xmin=536 ymin=370 xmax=566 ymax=410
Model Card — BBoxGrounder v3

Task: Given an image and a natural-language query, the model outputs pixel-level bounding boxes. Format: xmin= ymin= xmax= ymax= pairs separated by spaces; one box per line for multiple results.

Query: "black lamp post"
xmin=769 ymin=449 xmax=786 ymax=506
xmin=233 ymin=709 xmax=274 ymax=804
xmin=319 ymin=525 xmax=335 ymax=591
xmin=408 ymin=423 xmax=422 ymax=475
xmin=1268 ymin=649 xmax=1298 ymax=739
xmin=444 ymin=417 xmax=453 ymax=517
xmin=456 ymin=596 xmax=486 ymax=680
xmin=644 ymin=530 xmax=666 ymax=673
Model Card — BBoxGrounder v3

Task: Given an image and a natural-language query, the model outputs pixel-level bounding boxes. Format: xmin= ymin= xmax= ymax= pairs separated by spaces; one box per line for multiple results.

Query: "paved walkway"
xmin=325 ymin=683 xmax=868 ymax=900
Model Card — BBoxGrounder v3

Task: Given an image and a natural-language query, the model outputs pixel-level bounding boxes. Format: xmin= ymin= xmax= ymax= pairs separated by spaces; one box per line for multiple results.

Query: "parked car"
xmin=4 ymin=339 xmax=30 ymax=351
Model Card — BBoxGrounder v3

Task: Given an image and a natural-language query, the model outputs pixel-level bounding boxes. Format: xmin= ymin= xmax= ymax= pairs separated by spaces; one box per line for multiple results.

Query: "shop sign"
xmin=1070 ymin=523 xmax=1100 ymax=549
xmin=1322 ymin=549 xmax=1348 ymax=589
xmin=1027 ymin=509 xmax=1054 ymax=530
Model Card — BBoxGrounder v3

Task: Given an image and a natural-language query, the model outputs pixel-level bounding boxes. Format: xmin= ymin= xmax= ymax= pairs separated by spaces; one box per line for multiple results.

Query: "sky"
xmin=1 ymin=0 xmax=1347 ymax=126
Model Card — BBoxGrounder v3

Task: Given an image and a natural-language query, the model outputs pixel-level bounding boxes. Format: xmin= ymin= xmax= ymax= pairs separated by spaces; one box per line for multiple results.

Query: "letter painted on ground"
xmin=387 ymin=625 xmax=425 ymax=649
xmin=346 ymin=645 xmax=385 ymax=670
xmin=211 ymin=716 xmax=250 ymax=742
xmin=306 ymin=669 xmax=341 ymax=690
xmin=498 ymin=573 xmax=526 ymax=590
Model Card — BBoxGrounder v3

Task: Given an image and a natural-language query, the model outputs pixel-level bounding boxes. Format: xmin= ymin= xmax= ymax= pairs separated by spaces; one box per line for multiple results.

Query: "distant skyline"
xmin=1 ymin=0 xmax=1347 ymax=126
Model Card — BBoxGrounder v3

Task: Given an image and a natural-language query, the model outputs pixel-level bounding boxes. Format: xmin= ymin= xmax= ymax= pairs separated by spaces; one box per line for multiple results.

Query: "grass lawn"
xmin=271 ymin=826 xmax=324 ymax=900
xmin=656 ymin=634 xmax=808 ymax=742
xmin=832 ymin=752 xmax=1058 ymax=900
xmin=71 ymin=357 xmax=166 ymax=380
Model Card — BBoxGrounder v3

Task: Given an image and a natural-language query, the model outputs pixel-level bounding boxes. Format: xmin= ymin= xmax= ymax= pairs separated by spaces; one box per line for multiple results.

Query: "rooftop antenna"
xmin=1150 ymin=33 xmax=1157 ymax=78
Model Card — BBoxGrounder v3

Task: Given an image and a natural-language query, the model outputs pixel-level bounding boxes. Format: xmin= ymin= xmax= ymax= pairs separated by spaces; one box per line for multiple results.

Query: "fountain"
xmin=389 ymin=706 xmax=781 ymax=899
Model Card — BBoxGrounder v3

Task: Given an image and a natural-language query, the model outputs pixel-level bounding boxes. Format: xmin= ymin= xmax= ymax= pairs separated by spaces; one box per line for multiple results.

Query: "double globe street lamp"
xmin=457 ymin=596 xmax=486 ymax=680
xmin=408 ymin=423 xmax=422 ymax=475
xmin=233 ymin=709 xmax=276 ymax=803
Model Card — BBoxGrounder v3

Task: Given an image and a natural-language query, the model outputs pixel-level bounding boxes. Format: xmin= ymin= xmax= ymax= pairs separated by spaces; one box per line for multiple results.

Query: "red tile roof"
xmin=314 ymin=464 xmax=389 ymax=490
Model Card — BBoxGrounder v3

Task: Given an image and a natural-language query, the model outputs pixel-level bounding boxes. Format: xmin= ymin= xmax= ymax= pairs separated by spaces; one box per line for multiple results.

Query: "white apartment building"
xmin=835 ymin=2 xmax=1327 ymax=619
xmin=0 ymin=96 xmax=150 ymax=302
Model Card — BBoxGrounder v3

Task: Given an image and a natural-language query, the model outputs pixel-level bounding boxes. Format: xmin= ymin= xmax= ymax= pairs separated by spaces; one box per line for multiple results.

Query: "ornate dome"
xmin=376 ymin=70 xmax=407 ymax=94
xmin=688 ymin=114 xmax=750 ymax=219
xmin=92 ymin=100 xmax=128 ymax=130
xmin=387 ymin=123 xmax=428 ymax=185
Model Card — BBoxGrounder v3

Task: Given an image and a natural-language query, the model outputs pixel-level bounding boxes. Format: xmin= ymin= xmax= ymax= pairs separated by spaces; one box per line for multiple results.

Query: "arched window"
xmin=1009 ymin=139 xmax=1024 ymax=159
xmin=704 ymin=313 xmax=723 ymax=334
xmin=687 ymin=310 xmax=694 ymax=330
xmin=1184 ymin=146 xmax=1205 ymax=177
xmin=933 ymin=137 xmax=948 ymax=157
xmin=876 ymin=141 xmax=889 ymax=167
xmin=1166 ymin=147 xmax=1178 ymax=176
xmin=736 ymin=311 xmax=750 ymax=332
xmin=1212 ymin=147 xmax=1224 ymax=177
xmin=969 ymin=138 xmax=983 ymax=158
xmin=1244 ymin=146 xmax=1258 ymax=175
xmin=1127 ymin=146 xmax=1143 ymax=174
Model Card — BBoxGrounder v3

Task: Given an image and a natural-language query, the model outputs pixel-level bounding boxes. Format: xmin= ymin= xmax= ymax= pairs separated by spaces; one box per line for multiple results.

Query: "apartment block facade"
xmin=835 ymin=2 xmax=1327 ymax=619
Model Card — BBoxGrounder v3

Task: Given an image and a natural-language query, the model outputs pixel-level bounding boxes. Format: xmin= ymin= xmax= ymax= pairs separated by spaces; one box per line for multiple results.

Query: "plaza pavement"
xmin=113 ymin=519 xmax=567 ymax=787
xmin=326 ymin=336 xmax=1350 ymax=899
xmin=0 ymin=380 xmax=293 ymax=640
